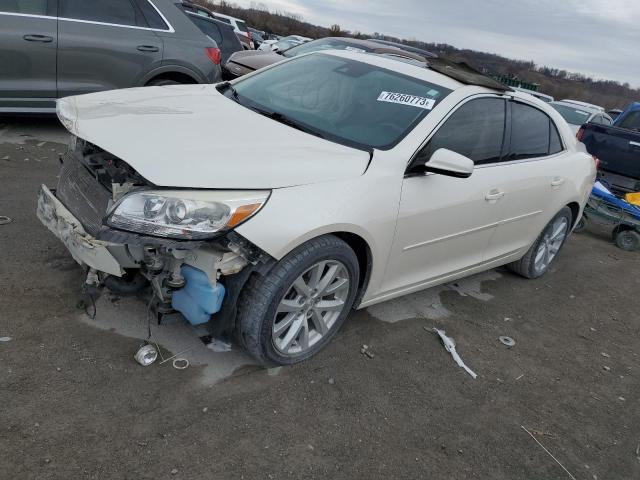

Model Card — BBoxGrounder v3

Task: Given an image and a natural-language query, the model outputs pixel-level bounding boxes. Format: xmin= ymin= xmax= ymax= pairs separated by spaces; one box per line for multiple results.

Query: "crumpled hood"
xmin=57 ymin=84 xmax=370 ymax=189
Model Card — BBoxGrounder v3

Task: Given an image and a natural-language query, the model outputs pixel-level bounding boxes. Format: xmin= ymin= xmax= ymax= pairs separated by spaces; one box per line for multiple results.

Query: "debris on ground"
xmin=601 ymin=352 xmax=610 ymax=358
xmin=267 ymin=367 xmax=282 ymax=376
xmin=328 ymin=377 xmax=335 ymax=385
xmin=515 ymin=374 xmax=525 ymax=381
xmin=134 ymin=344 xmax=158 ymax=366
xmin=360 ymin=344 xmax=374 ymax=359
xmin=0 ymin=216 xmax=12 ymax=225
xmin=172 ymin=358 xmax=189 ymax=370
xmin=603 ymin=366 xmax=611 ymax=372
xmin=499 ymin=336 xmax=516 ymax=347
xmin=521 ymin=425 xmax=577 ymax=480
xmin=433 ymin=329 xmax=477 ymax=379
xmin=205 ymin=339 xmax=232 ymax=352
xmin=0 ymin=336 xmax=12 ymax=342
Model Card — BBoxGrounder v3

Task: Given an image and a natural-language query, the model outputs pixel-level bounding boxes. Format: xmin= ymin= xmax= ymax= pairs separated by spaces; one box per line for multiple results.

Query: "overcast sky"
xmin=235 ymin=0 xmax=640 ymax=88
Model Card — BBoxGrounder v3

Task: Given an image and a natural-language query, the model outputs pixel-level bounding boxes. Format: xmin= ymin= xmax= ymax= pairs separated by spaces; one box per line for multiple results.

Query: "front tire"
xmin=237 ymin=235 xmax=360 ymax=366
xmin=507 ymin=207 xmax=572 ymax=279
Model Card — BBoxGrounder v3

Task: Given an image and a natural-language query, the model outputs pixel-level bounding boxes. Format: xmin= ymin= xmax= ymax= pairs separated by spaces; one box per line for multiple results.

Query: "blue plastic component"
xmin=171 ymin=265 xmax=225 ymax=325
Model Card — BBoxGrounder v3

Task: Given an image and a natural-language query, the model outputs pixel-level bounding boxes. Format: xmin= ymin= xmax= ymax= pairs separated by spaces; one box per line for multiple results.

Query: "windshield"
xmin=617 ymin=111 xmax=640 ymax=131
xmin=283 ymin=38 xmax=367 ymax=58
xmin=551 ymin=104 xmax=592 ymax=125
xmin=230 ymin=54 xmax=451 ymax=150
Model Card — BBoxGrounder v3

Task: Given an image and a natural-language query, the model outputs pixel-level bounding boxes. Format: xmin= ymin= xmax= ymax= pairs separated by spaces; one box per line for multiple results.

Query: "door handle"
xmin=485 ymin=190 xmax=505 ymax=202
xmin=23 ymin=34 xmax=53 ymax=43
xmin=551 ymin=177 xmax=565 ymax=187
xmin=137 ymin=45 xmax=159 ymax=52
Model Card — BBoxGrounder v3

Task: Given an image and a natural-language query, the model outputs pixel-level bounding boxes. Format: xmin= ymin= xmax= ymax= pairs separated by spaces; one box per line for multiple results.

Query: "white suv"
xmin=38 ymin=51 xmax=595 ymax=365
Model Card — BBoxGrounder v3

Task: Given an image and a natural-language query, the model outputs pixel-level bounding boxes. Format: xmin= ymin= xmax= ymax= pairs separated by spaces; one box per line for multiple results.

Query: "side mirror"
xmin=424 ymin=148 xmax=474 ymax=178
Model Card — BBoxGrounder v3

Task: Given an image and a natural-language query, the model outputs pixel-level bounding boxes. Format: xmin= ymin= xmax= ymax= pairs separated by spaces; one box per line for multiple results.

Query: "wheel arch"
xmin=566 ymin=201 xmax=581 ymax=228
xmin=139 ymin=65 xmax=204 ymax=86
xmin=262 ymin=226 xmax=376 ymax=309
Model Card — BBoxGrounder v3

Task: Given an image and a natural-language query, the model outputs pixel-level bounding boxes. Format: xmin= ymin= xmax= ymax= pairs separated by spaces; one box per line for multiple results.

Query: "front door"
xmin=0 ymin=1 xmax=58 ymax=111
xmin=382 ymin=96 xmax=509 ymax=295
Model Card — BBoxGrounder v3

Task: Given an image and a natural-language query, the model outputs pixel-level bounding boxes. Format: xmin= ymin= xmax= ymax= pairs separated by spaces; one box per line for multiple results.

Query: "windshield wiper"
xmin=253 ymin=108 xmax=325 ymax=139
xmin=218 ymin=81 xmax=241 ymax=104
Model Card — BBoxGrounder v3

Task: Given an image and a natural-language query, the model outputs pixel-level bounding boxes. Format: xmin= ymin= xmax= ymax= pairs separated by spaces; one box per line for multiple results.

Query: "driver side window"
xmin=415 ymin=97 xmax=507 ymax=166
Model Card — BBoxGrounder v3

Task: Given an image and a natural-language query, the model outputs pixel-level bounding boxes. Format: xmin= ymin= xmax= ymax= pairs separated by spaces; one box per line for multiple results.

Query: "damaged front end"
xmin=37 ymin=137 xmax=272 ymax=337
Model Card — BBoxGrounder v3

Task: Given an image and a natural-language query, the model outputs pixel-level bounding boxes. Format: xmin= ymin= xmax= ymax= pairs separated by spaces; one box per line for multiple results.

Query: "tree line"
xmin=193 ymin=0 xmax=639 ymax=110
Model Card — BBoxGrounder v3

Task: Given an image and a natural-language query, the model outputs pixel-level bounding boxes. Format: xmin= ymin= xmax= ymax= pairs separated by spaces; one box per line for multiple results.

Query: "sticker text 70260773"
xmin=377 ymin=91 xmax=436 ymax=110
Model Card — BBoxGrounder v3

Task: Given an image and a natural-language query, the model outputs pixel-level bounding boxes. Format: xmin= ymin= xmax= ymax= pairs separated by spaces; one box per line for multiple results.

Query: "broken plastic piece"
xmin=434 ymin=328 xmax=477 ymax=379
xmin=499 ymin=336 xmax=516 ymax=347
xmin=134 ymin=343 xmax=158 ymax=366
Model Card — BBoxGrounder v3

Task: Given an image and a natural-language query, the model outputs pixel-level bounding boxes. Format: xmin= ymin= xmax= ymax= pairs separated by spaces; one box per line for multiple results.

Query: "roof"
xmin=551 ymin=100 xmax=603 ymax=114
xmin=560 ymin=99 xmax=605 ymax=112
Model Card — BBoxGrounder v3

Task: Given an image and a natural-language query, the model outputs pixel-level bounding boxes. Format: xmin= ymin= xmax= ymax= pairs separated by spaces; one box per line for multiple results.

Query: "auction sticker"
xmin=377 ymin=91 xmax=436 ymax=110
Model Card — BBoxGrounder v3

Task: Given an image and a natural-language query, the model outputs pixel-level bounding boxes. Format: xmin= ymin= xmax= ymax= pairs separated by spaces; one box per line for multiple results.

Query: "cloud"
xmin=233 ymin=0 xmax=640 ymax=86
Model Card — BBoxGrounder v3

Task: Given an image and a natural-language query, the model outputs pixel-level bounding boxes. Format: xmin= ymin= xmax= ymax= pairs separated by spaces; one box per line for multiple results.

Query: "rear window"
xmin=59 ymin=0 xmax=138 ymax=26
xmin=0 ymin=0 xmax=48 ymax=14
xmin=283 ymin=39 xmax=370 ymax=58
xmin=550 ymin=103 xmax=592 ymax=126
xmin=232 ymin=54 xmax=452 ymax=150
xmin=190 ymin=15 xmax=223 ymax=44
xmin=617 ymin=111 xmax=640 ymax=132
xmin=135 ymin=0 xmax=169 ymax=30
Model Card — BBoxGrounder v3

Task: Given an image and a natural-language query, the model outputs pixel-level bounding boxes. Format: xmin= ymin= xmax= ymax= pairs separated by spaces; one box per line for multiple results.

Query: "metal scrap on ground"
xmin=433 ymin=328 xmax=477 ymax=379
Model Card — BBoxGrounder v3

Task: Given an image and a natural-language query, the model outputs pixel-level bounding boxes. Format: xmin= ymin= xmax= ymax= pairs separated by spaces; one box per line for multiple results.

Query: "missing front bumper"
xmin=36 ymin=184 xmax=123 ymax=276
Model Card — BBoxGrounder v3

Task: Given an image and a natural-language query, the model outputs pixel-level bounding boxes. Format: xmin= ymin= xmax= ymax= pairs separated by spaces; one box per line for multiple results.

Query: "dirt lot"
xmin=1 ymin=117 xmax=639 ymax=480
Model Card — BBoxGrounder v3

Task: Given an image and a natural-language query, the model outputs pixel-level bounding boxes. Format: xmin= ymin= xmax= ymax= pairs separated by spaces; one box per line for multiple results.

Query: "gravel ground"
xmin=1 ymin=117 xmax=639 ymax=479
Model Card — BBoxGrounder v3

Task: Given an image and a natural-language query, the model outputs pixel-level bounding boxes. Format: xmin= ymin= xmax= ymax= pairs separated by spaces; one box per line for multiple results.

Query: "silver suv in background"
xmin=0 ymin=0 xmax=222 ymax=114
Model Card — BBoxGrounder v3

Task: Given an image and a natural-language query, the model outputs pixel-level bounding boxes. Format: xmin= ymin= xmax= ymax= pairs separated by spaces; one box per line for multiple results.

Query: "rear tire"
xmin=236 ymin=235 xmax=359 ymax=366
xmin=507 ymin=207 xmax=572 ymax=279
xmin=573 ymin=215 xmax=587 ymax=233
xmin=146 ymin=78 xmax=180 ymax=87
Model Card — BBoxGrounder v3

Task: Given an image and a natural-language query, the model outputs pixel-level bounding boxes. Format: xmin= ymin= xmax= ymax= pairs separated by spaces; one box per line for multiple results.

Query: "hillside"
xmin=194 ymin=0 xmax=639 ymax=110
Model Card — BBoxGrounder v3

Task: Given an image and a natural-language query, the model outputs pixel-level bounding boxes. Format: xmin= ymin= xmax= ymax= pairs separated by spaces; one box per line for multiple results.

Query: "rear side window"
xmin=508 ymin=102 xmax=551 ymax=160
xmin=135 ymin=0 xmax=168 ymax=30
xmin=235 ymin=20 xmax=248 ymax=32
xmin=214 ymin=15 xmax=231 ymax=24
xmin=191 ymin=16 xmax=223 ymax=44
xmin=549 ymin=121 xmax=563 ymax=155
xmin=417 ymin=97 xmax=506 ymax=165
xmin=59 ymin=0 xmax=138 ymax=26
xmin=0 ymin=0 xmax=48 ymax=14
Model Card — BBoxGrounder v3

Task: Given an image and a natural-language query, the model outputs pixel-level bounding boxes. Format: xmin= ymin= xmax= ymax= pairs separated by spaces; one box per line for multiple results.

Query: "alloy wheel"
xmin=272 ymin=260 xmax=350 ymax=356
xmin=533 ymin=217 xmax=569 ymax=274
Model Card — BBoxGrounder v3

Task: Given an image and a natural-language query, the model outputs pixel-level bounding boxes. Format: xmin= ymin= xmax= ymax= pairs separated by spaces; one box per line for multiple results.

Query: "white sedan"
xmin=38 ymin=50 xmax=595 ymax=365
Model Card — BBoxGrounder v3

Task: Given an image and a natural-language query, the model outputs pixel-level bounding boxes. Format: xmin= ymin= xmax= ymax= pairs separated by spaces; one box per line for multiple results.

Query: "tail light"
xmin=576 ymin=126 xmax=585 ymax=142
xmin=205 ymin=47 xmax=221 ymax=65
xmin=593 ymin=155 xmax=600 ymax=170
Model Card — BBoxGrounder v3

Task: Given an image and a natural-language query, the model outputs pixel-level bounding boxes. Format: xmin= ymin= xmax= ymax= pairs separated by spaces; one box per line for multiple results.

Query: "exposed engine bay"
xmin=37 ymin=138 xmax=272 ymax=337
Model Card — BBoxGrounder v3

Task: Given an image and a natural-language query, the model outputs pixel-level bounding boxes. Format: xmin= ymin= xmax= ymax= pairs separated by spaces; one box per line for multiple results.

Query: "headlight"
xmin=56 ymin=97 xmax=78 ymax=134
xmin=106 ymin=190 xmax=270 ymax=239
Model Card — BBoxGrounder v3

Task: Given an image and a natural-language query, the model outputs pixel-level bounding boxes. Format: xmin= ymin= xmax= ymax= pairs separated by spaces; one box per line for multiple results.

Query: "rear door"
xmin=57 ymin=0 xmax=164 ymax=97
xmin=483 ymin=100 xmax=568 ymax=260
xmin=0 ymin=0 xmax=57 ymax=111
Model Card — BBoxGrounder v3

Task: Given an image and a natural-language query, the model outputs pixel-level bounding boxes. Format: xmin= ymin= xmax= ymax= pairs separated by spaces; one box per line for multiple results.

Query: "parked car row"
xmin=225 ymin=37 xmax=432 ymax=79
xmin=0 ymin=0 xmax=224 ymax=113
